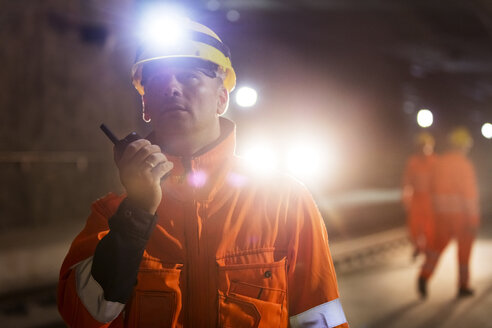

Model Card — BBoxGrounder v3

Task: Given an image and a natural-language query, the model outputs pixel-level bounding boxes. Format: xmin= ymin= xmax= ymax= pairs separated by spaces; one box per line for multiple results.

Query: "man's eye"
xmin=179 ymin=72 xmax=200 ymax=82
xmin=148 ymin=75 xmax=165 ymax=85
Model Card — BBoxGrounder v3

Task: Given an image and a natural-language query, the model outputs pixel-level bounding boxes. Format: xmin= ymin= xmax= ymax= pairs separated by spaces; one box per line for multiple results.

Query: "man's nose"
xmin=163 ymin=74 xmax=182 ymax=97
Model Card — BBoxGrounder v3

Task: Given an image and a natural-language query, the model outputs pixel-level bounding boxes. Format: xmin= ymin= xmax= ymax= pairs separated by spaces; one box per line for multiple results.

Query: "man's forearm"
xmin=92 ymin=198 xmax=157 ymax=302
xmin=73 ymin=198 xmax=157 ymax=323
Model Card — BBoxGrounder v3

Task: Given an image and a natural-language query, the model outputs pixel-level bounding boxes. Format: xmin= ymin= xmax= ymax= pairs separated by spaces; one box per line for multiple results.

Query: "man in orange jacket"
xmin=418 ymin=127 xmax=480 ymax=299
xmin=57 ymin=17 xmax=348 ymax=327
xmin=402 ymin=132 xmax=437 ymax=259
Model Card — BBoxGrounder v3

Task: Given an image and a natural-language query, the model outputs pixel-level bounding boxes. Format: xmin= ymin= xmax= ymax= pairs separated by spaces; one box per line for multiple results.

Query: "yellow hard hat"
xmin=448 ymin=127 xmax=473 ymax=149
xmin=131 ymin=18 xmax=236 ymax=95
xmin=415 ymin=132 xmax=435 ymax=146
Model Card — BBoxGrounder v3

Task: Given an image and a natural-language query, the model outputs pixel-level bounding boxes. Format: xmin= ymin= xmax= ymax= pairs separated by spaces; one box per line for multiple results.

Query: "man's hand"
xmin=115 ymin=139 xmax=173 ymax=214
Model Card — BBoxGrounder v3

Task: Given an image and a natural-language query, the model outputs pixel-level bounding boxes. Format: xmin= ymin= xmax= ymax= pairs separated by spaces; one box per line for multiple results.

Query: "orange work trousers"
xmin=419 ymin=214 xmax=476 ymax=288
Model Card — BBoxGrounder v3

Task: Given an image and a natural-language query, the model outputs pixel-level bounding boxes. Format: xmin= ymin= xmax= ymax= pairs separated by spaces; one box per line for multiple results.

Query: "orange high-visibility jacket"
xmin=57 ymin=119 xmax=348 ymax=328
xmin=402 ymin=154 xmax=437 ymax=244
xmin=431 ymin=151 xmax=480 ymax=227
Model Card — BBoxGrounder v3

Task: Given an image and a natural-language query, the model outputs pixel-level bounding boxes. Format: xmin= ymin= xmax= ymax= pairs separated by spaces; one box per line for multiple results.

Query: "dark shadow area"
xmin=415 ymin=299 xmax=461 ymax=328
xmin=0 ymin=285 xmax=57 ymax=316
xmin=446 ymin=280 xmax=492 ymax=327
xmin=412 ymin=276 xmax=492 ymax=327
xmin=462 ymin=280 xmax=492 ymax=307
xmin=33 ymin=323 xmax=66 ymax=328
xmin=368 ymin=300 xmax=422 ymax=328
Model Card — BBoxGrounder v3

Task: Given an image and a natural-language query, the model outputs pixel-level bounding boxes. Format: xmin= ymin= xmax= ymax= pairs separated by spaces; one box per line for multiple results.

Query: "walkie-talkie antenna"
xmin=100 ymin=124 xmax=119 ymax=145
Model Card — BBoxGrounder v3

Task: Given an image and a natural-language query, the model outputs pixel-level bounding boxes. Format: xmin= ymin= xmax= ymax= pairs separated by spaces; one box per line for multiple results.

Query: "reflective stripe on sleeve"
xmin=74 ymin=257 xmax=125 ymax=323
xmin=289 ymin=298 xmax=347 ymax=328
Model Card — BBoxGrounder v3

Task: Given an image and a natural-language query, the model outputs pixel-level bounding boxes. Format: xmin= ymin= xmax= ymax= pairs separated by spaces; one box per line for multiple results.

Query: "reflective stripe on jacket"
xmin=57 ymin=118 xmax=348 ymax=328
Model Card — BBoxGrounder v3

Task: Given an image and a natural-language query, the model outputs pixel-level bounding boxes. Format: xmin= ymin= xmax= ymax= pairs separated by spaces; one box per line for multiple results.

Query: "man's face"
xmin=421 ymin=142 xmax=434 ymax=156
xmin=142 ymin=60 xmax=227 ymax=136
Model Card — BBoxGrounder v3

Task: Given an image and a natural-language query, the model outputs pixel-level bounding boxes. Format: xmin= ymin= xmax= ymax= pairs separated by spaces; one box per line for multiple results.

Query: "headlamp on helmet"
xmin=132 ymin=16 xmax=236 ymax=95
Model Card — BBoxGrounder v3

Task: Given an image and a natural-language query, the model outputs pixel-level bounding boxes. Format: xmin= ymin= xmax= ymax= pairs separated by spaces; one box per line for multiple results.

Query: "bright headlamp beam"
xmin=138 ymin=3 xmax=190 ymax=49
xmin=141 ymin=14 xmax=185 ymax=47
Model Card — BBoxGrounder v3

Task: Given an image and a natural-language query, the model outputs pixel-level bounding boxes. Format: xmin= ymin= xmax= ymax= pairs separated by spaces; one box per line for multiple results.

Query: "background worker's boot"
xmin=412 ymin=246 xmax=420 ymax=262
xmin=418 ymin=277 xmax=427 ymax=299
xmin=457 ymin=287 xmax=474 ymax=298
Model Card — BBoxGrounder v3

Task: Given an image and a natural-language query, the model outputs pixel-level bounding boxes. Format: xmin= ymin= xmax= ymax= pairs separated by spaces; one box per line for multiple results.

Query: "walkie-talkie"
xmin=100 ymin=124 xmax=142 ymax=161
xmin=100 ymin=124 xmax=172 ymax=181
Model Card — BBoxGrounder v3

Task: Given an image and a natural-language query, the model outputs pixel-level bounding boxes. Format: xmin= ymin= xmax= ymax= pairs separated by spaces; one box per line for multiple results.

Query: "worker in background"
xmin=402 ymin=132 xmax=437 ymax=260
xmin=418 ymin=127 xmax=480 ymax=299
xmin=57 ymin=17 xmax=348 ymax=327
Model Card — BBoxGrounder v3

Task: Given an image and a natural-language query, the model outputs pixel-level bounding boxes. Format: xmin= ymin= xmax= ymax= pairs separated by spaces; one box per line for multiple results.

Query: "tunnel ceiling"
xmin=217 ymin=0 xmax=492 ymax=73
xmin=206 ymin=0 xmax=492 ymax=124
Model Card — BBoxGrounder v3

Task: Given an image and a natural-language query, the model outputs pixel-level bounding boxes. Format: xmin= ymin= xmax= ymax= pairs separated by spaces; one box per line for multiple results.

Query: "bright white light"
xmin=235 ymin=87 xmax=258 ymax=108
xmin=140 ymin=9 xmax=188 ymax=48
xmin=240 ymin=144 xmax=278 ymax=173
xmin=287 ymin=142 xmax=326 ymax=180
xmin=417 ymin=109 xmax=433 ymax=128
xmin=482 ymin=123 xmax=492 ymax=139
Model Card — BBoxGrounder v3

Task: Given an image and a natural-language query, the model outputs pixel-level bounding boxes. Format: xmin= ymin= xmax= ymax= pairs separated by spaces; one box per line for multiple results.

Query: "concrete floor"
xmin=339 ymin=228 xmax=492 ymax=328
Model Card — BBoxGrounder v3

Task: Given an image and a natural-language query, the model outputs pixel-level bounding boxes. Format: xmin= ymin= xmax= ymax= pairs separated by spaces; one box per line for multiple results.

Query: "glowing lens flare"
xmin=482 ymin=123 xmax=492 ymax=139
xmin=417 ymin=109 xmax=433 ymax=128
xmin=235 ymin=87 xmax=258 ymax=108
xmin=240 ymin=144 xmax=278 ymax=172
xmin=286 ymin=142 xmax=327 ymax=179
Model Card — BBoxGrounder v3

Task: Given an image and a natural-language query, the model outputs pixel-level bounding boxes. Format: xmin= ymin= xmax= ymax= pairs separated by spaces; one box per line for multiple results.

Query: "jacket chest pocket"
xmin=217 ymin=258 xmax=287 ymax=328
xmin=125 ymin=265 xmax=183 ymax=328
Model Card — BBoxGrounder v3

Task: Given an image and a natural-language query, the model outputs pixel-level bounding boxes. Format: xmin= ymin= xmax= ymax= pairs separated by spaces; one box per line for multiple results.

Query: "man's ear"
xmin=216 ymin=85 xmax=229 ymax=116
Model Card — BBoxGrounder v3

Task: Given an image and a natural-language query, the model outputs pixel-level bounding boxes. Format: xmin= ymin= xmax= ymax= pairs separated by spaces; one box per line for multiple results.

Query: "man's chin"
xmin=151 ymin=115 xmax=193 ymax=134
xmin=158 ymin=107 xmax=189 ymax=116
xmin=150 ymin=109 xmax=189 ymax=124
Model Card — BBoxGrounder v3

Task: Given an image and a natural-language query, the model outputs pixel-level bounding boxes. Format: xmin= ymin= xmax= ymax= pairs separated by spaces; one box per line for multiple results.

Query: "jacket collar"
xmin=155 ymin=117 xmax=236 ymax=202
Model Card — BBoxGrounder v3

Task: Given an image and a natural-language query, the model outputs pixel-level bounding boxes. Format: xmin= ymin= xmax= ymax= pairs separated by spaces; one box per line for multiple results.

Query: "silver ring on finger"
xmin=144 ymin=160 xmax=155 ymax=168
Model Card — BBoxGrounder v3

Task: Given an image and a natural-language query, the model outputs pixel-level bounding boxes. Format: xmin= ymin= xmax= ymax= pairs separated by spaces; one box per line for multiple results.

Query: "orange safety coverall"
xmin=402 ymin=153 xmax=437 ymax=252
xmin=57 ymin=119 xmax=348 ymax=328
xmin=420 ymin=151 xmax=480 ymax=288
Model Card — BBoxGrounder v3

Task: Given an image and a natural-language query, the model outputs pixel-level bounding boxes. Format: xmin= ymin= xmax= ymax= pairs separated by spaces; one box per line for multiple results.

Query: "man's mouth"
xmin=161 ymin=103 xmax=187 ymax=112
